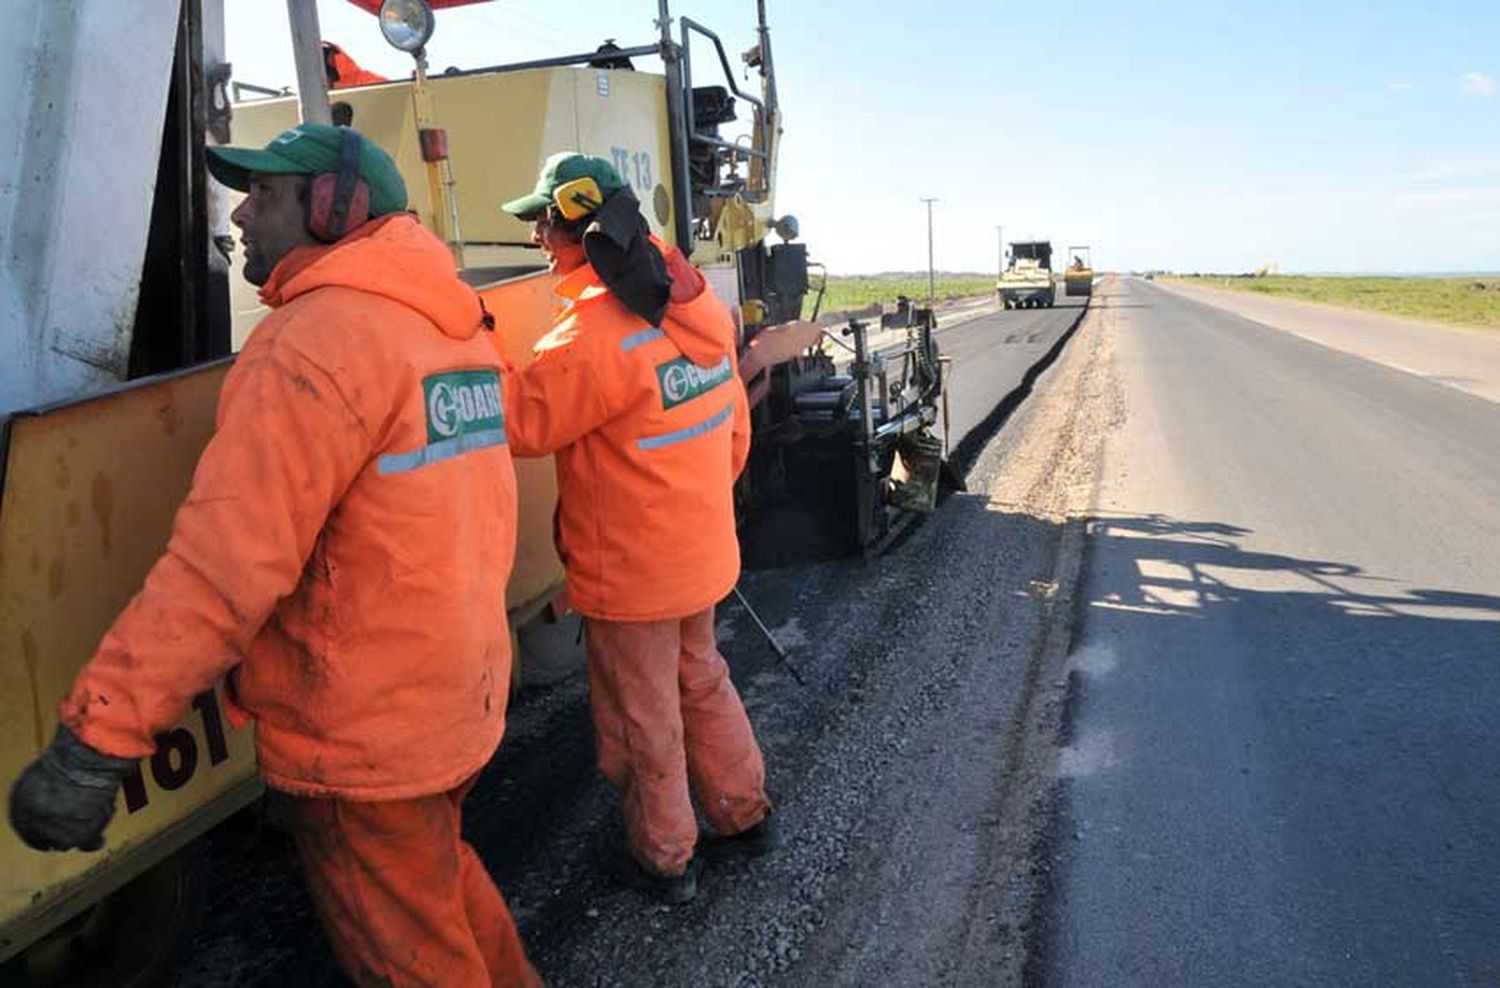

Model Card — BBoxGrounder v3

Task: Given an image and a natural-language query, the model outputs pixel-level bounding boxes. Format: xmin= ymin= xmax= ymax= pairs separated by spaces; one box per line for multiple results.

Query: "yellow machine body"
xmin=1065 ymin=245 xmax=1094 ymax=297
xmin=0 ymin=365 xmax=259 ymax=962
xmin=1064 ymin=268 xmax=1094 ymax=297
xmin=228 ymin=65 xmax=676 ymax=326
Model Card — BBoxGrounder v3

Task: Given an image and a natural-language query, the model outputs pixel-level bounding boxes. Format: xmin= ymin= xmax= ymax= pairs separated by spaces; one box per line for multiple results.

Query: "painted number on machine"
xmin=120 ymin=689 xmax=233 ymax=814
xmin=610 ymin=146 xmax=654 ymax=194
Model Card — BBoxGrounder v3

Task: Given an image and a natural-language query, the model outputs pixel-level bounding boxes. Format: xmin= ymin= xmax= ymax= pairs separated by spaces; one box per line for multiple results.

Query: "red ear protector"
xmin=307 ymin=127 xmax=370 ymax=243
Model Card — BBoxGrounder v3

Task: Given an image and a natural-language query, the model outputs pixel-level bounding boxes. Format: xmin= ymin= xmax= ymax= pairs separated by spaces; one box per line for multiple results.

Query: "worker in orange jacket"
xmin=501 ymin=153 xmax=778 ymax=904
xmin=7 ymin=124 xmax=540 ymax=988
xmin=322 ymin=41 xmax=389 ymax=89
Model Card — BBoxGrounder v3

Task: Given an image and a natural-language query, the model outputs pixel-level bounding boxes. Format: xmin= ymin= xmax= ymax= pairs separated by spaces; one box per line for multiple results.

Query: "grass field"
xmin=1176 ymin=275 xmax=1500 ymax=331
xmin=804 ymin=273 xmax=995 ymax=318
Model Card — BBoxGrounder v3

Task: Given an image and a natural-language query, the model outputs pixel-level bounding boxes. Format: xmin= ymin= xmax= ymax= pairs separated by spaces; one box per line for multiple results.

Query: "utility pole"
xmin=920 ymin=197 xmax=938 ymax=305
xmin=996 ymin=225 xmax=1005 ymax=279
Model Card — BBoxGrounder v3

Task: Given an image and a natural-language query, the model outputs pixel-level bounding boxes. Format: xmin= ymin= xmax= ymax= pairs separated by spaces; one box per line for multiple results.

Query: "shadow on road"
xmin=1084 ymin=510 xmax=1500 ymax=622
xmin=1033 ymin=510 xmax=1500 ymax=986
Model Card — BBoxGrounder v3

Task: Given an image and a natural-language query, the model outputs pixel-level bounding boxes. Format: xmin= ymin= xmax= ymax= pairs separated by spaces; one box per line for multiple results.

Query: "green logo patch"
xmin=655 ymin=355 xmax=732 ymax=410
xmin=423 ymin=370 xmax=505 ymax=443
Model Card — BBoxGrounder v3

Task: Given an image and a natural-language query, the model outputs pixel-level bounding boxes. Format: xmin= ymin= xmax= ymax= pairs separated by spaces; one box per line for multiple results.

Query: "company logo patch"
xmin=423 ymin=369 xmax=505 ymax=443
xmin=655 ymin=355 xmax=732 ymax=410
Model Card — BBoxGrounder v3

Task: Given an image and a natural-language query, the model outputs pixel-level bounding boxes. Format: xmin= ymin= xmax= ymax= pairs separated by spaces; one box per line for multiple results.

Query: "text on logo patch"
xmin=423 ymin=369 xmax=505 ymax=443
xmin=655 ymin=355 xmax=732 ymax=410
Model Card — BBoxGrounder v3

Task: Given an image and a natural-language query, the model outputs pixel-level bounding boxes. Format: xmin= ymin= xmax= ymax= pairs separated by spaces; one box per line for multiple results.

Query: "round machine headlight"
xmin=379 ymin=0 xmax=435 ymax=53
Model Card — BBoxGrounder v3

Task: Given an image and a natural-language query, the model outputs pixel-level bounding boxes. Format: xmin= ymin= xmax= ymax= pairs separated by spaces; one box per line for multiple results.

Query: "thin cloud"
xmin=1396 ymin=186 xmax=1500 ymax=216
xmin=1388 ymin=82 xmax=1414 ymax=93
xmin=1408 ymin=162 xmax=1500 ymax=184
xmin=1461 ymin=72 xmax=1496 ymax=96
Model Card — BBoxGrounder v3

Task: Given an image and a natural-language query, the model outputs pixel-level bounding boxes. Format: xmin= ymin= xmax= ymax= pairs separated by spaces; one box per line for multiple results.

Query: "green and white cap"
xmin=206 ymin=122 xmax=408 ymax=217
xmin=501 ymin=151 xmax=627 ymax=221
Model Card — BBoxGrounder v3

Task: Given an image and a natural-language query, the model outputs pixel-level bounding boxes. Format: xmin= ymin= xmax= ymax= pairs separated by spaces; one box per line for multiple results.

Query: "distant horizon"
xmin=821 ymin=269 xmax=1500 ymax=279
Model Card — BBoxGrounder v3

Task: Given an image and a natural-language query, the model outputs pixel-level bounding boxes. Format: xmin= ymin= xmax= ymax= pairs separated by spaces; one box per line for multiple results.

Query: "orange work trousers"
xmin=585 ymin=606 xmax=772 ymax=876
xmin=287 ymin=775 xmax=542 ymax=988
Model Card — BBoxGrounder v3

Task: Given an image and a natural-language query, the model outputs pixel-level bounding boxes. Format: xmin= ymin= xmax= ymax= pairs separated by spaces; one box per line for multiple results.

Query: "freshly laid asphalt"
xmin=1042 ymin=278 xmax=1500 ymax=987
xmin=927 ymin=293 xmax=1086 ymax=447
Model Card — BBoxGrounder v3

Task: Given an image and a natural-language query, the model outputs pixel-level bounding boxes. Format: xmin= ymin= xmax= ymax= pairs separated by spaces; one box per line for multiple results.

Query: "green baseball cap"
xmin=206 ymin=123 xmax=408 ymax=217
xmin=502 ymin=151 xmax=627 ymax=221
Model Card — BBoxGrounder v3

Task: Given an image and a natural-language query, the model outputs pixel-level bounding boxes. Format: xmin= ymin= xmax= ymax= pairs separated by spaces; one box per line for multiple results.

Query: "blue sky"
xmin=226 ymin=1 xmax=1500 ymax=274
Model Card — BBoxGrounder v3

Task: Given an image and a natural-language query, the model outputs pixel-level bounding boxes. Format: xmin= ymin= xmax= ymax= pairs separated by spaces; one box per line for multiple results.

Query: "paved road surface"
xmin=900 ymin=294 xmax=1087 ymax=453
xmin=1157 ymin=278 xmax=1500 ymax=405
xmin=1043 ymin=278 xmax=1500 ymax=986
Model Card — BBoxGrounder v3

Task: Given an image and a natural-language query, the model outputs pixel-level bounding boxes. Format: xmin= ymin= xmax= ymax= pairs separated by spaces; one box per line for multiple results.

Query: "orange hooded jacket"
xmin=322 ymin=42 xmax=389 ymax=89
xmin=61 ymin=214 xmax=517 ymax=801
xmin=504 ymin=257 xmax=748 ymax=622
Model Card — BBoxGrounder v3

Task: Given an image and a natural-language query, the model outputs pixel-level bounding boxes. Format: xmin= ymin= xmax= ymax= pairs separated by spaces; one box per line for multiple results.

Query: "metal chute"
xmin=0 ymin=3 xmax=189 ymax=415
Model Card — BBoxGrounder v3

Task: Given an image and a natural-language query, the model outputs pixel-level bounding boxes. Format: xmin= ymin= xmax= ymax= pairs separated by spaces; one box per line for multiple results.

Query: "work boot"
xmin=615 ymin=852 xmax=700 ymax=906
xmin=700 ymin=812 xmax=784 ymax=862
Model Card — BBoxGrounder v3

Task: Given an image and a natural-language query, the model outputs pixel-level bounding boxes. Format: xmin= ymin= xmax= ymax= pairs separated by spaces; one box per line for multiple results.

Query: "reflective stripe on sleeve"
xmin=635 ymin=401 xmax=735 ymax=452
xmin=621 ymin=327 xmax=665 ymax=352
xmin=377 ymin=427 xmax=508 ymax=475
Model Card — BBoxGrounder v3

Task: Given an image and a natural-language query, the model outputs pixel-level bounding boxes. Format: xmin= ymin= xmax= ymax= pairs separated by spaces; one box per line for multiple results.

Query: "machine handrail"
xmin=679 ymin=17 xmax=769 ymax=166
xmin=433 ymin=44 xmax=664 ymax=79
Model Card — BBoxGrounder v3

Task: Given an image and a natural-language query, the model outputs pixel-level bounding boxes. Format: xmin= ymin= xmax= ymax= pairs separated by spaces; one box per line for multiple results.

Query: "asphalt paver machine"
xmin=0 ymin=1 xmax=950 ymax=981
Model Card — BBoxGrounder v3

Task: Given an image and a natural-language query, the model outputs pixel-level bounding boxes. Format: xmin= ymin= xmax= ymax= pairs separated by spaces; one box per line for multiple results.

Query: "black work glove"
xmin=9 ymin=726 xmax=135 ymax=852
xmin=584 ymin=187 xmax=671 ymax=326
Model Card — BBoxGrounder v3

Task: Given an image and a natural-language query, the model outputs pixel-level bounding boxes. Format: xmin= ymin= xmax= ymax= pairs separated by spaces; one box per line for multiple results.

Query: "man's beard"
xmin=243 ymin=247 xmax=270 ymax=286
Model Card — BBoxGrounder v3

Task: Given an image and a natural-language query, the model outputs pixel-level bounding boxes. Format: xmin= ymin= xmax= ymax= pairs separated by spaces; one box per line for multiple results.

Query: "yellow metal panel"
xmin=461 ymin=245 xmax=546 ymax=271
xmin=426 ymin=70 xmax=565 ymax=247
xmin=228 ymin=65 xmax=676 ymax=262
xmin=0 ymin=365 xmax=259 ymax=955
xmin=479 ymin=272 xmax=566 ymax=616
xmin=711 ymin=196 xmax=760 ymax=251
xmin=568 ymin=68 xmax=675 ymax=243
